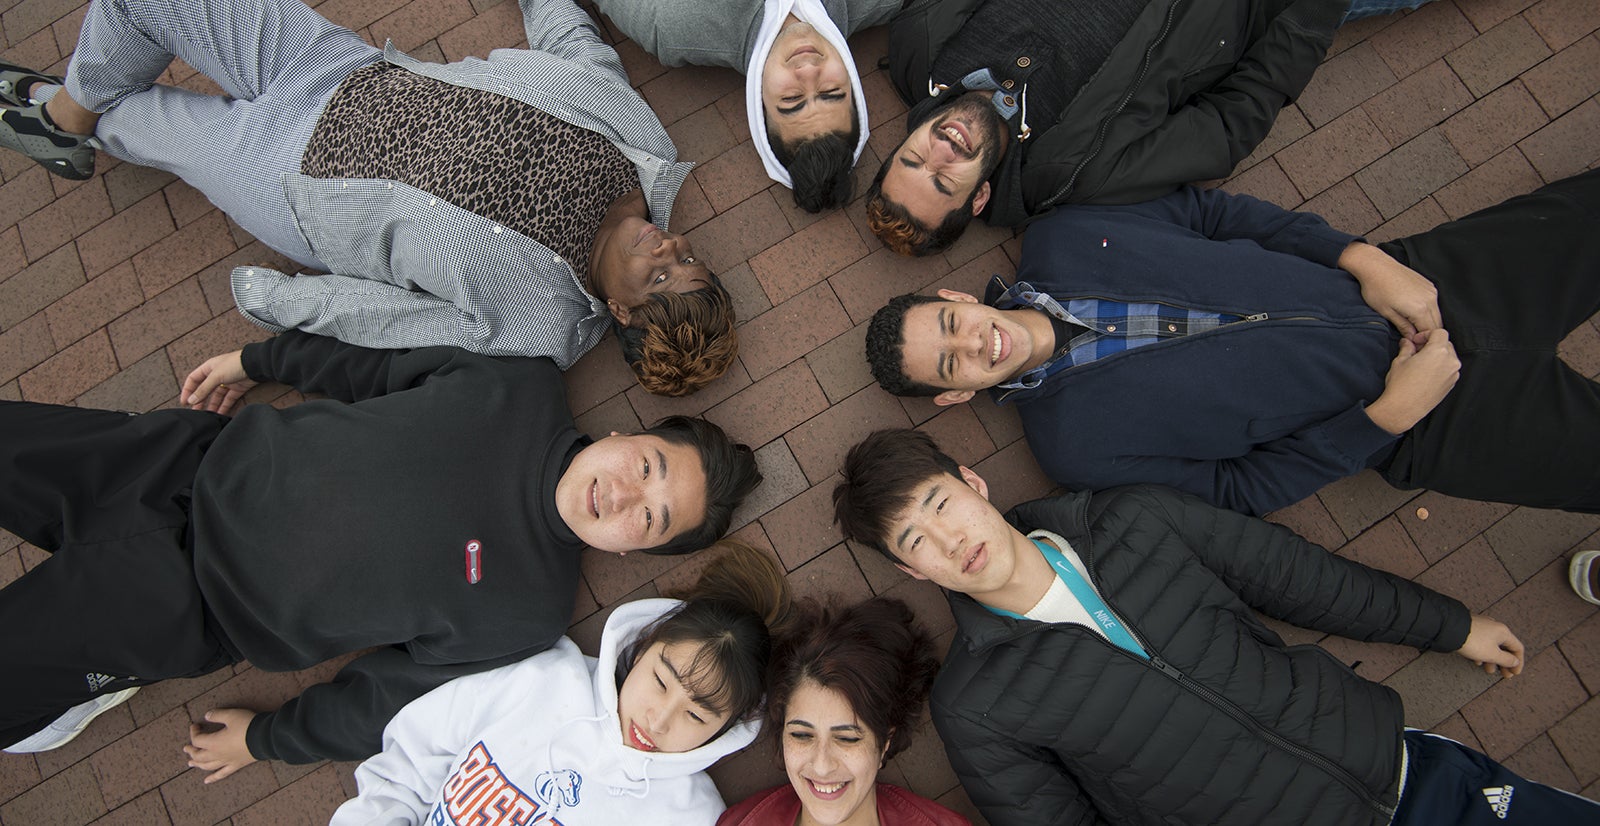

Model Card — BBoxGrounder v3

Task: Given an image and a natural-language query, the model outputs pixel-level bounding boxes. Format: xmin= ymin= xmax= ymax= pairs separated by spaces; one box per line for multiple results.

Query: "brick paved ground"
xmin=3 ymin=0 xmax=1599 ymax=823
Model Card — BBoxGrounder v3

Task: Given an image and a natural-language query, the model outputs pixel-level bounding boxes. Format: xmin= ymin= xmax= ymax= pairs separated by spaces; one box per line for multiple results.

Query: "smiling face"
xmin=590 ymin=216 xmax=712 ymax=323
xmin=762 ymin=17 xmax=854 ymax=146
xmin=782 ymin=680 xmax=885 ymax=826
xmin=617 ymin=640 xmax=732 ymax=754
xmin=554 ymin=434 xmax=709 ymax=553
xmin=896 ymin=290 xmax=1053 ymax=403
xmin=880 ymin=92 xmax=1007 ymax=228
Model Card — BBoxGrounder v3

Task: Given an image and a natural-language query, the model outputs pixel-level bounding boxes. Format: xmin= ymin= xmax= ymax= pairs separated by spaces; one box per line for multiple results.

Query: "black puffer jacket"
xmin=931 ymin=486 xmax=1471 ymax=826
xmin=888 ymin=0 xmax=1349 ymax=222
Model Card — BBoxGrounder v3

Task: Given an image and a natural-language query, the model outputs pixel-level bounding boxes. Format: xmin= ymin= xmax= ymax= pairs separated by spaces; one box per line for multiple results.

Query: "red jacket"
xmin=718 ymin=783 xmax=970 ymax=826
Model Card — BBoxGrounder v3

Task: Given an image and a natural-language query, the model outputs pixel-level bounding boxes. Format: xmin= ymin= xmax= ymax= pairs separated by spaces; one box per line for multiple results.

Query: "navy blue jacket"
xmin=998 ymin=186 xmax=1401 ymax=515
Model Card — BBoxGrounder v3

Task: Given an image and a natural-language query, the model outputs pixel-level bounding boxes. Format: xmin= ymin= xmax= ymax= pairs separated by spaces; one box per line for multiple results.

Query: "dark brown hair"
xmin=628 ymin=539 xmax=795 ymax=733
xmin=765 ymin=597 xmax=939 ymax=761
xmin=863 ymin=159 xmax=979 ymax=257
xmin=618 ymin=275 xmax=738 ymax=397
xmin=833 ymin=429 xmax=962 ymax=563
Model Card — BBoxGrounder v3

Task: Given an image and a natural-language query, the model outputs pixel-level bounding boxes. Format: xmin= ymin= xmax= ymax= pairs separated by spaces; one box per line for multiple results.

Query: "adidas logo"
xmin=84 ymin=672 xmax=116 ymax=693
xmin=1482 ymin=784 xmax=1514 ymax=819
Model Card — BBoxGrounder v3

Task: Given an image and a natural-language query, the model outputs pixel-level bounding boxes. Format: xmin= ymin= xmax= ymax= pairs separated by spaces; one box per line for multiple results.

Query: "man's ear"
xmin=895 ymin=562 xmax=930 ymax=581
xmin=935 ymin=288 xmax=979 ymax=304
xmin=606 ymin=298 xmax=632 ymax=326
xmin=958 ymin=465 xmax=990 ymax=500
xmin=933 ymin=389 xmax=975 ymax=406
xmin=970 ymin=181 xmax=992 ymax=216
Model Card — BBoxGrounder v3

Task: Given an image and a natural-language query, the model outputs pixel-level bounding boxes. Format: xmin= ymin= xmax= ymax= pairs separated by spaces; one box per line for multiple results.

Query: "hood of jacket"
xmin=589 ymin=598 xmax=761 ymax=792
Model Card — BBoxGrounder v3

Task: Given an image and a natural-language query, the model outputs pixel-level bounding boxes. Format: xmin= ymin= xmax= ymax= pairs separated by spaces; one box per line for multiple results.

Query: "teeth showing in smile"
xmin=991 ymin=327 xmax=1002 ymax=366
xmin=940 ymin=124 xmax=970 ymax=152
xmin=590 ymin=481 xmax=600 ymax=518
xmin=631 ymin=722 xmax=656 ymax=750
xmin=812 ymin=780 xmax=845 ymax=794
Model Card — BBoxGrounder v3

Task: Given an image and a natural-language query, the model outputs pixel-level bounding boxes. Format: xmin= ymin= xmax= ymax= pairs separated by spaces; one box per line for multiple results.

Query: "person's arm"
xmin=1337 ymin=240 xmax=1443 ymax=339
xmin=518 ymin=0 xmax=627 ymax=80
xmin=328 ymin=668 xmax=492 ymax=826
xmin=202 ymin=330 xmax=561 ymax=411
xmin=1130 ymin=486 xmax=1475 ymax=651
xmin=932 ymin=700 xmax=1112 ymax=826
xmin=1031 ymin=401 xmax=1398 ymax=517
xmin=1093 ymin=0 xmax=1344 ymax=202
xmin=232 ymin=267 xmax=599 ymax=364
xmin=1131 ymin=184 xmax=1359 ymax=264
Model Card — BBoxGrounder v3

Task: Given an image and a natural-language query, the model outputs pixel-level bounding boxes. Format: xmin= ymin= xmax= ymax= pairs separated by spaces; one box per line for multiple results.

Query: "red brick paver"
xmin=1 ymin=0 xmax=1598 ymax=823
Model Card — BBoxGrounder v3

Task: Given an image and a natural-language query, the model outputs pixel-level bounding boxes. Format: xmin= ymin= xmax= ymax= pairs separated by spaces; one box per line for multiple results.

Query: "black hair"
xmin=624 ymin=540 xmax=794 ymax=739
xmin=865 ymin=293 xmax=945 ymax=396
xmin=769 ymin=106 xmax=860 ymax=213
xmin=639 ymin=416 xmax=762 ymax=555
xmin=833 ymin=429 xmax=963 ymax=563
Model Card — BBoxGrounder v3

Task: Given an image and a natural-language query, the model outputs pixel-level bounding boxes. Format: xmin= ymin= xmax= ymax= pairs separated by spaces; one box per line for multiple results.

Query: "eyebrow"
xmin=936 ymin=308 xmax=952 ymax=381
xmin=786 ymin=718 xmax=866 ymax=734
xmin=657 ymin=449 xmax=672 ymax=535
xmin=660 ymin=651 xmax=721 ymax=716
xmin=893 ymin=484 xmax=942 ymax=549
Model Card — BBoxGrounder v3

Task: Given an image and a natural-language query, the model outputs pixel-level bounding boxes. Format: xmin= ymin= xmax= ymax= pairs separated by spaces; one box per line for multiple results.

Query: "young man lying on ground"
xmin=832 ymin=428 xmax=1600 ymax=826
xmin=867 ymin=170 xmax=1600 ymax=517
xmin=0 ymin=332 xmax=760 ymax=782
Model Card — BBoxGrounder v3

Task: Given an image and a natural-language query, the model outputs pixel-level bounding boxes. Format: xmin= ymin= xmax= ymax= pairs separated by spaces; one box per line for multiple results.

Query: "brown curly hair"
xmin=617 ymin=275 xmax=739 ymax=397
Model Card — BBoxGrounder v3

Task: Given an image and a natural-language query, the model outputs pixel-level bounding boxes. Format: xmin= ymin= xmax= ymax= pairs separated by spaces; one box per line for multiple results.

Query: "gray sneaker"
xmin=3 ymin=687 xmax=139 ymax=753
xmin=0 ymin=101 xmax=96 ymax=180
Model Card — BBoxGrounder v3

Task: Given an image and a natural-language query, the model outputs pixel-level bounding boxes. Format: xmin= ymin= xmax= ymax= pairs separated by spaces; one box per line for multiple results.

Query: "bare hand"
xmin=1456 ymin=614 xmax=1524 ymax=678
xmin=1364 ymin=329 xmax=1460 ymax=435
xmin=184 ymin=708 xmax=259 ymax=784
xmin=182 ymin=350 xmax=256 ymax=415
xmin=1341 ymin=242 xmax=1442 ymax=338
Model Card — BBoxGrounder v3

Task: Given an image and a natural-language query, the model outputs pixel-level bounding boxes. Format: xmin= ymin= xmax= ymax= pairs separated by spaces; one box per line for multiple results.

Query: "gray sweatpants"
xmin=54 ymin=0 xmax=382 ymax=268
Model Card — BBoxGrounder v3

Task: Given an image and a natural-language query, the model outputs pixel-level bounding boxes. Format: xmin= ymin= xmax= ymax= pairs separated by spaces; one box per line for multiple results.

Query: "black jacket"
xmin=887 ymin=0 xmax=1349 ymax=222
xmin=193 ymin=332 xmax=587 ymax=762
xmin=931 ymin=486 xmax=1472 ymax=825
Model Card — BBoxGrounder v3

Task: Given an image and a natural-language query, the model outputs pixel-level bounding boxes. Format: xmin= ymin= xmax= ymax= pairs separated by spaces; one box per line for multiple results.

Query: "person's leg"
xmin=63 ymin=0 xmax=378 ymax=112
xmin=1342 ymin=0 xmax=1436 ymax=23
xmin=1394 ymin=730 xmax=1600 ymax=824
xmin=1386 ymin=168 xmax=1600 ymax=346
xmin=26 ymin=0 xmax=379 ymax=265
xmin=0 ymin=402 xmax=237 ymax=749
xmin=1387 ymin=349 xmax=1600 ymax=511
xmin=1376 ymin=170 xmax=1600 ymax=510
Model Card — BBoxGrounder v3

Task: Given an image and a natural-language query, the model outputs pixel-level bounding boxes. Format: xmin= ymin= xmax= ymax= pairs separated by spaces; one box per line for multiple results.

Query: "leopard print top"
xmin=302 ymin=62 xmax=640 ymax=280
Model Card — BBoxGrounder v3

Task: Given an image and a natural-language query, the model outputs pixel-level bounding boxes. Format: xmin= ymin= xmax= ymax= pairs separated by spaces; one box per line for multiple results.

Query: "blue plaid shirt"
xmin=993 ymin=280 xmax=1246 ymax=391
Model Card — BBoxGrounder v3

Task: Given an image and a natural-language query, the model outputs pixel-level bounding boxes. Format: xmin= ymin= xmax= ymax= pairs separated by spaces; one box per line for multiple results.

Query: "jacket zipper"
xmin=1072 ymin=500 xmax=1397 ymax=821
xmin=1040 ymin=0 xmax=1185 ymax=209
xmin=991 ymin=305 xmax=1273 ymax=404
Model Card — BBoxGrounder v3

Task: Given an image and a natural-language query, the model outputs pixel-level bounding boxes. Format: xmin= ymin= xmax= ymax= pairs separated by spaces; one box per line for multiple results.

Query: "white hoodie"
xmin=332 ymin=599 xmax=759 ymax=825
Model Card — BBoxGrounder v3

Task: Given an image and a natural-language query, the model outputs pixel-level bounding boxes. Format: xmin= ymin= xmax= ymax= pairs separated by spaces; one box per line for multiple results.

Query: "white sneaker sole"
xmin=1571 ymin=551 xmax=1600 ymax=607
xmin=4 ymin=686 xmax=140 ymax=753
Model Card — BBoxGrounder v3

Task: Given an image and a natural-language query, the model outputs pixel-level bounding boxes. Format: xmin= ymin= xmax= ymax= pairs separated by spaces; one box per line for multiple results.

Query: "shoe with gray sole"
xmin=0 ymin=101 xmax=96 ymax=180
xmin=4 ymin=686 xmax=140 ymax=753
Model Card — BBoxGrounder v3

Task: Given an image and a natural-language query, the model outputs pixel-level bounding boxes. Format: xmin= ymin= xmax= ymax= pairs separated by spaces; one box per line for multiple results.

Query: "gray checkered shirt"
xmin=233 ymin=0 xmax=692 ymax=368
